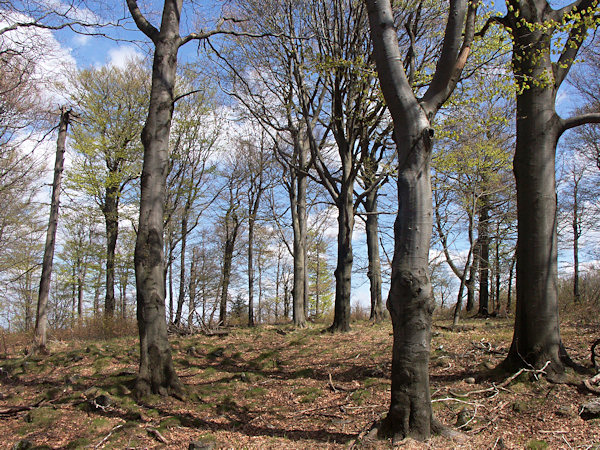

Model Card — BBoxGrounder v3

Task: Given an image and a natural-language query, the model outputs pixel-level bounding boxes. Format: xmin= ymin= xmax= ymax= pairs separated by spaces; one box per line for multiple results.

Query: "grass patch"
xmin=294 ymin=386 xmax=322 ymax=403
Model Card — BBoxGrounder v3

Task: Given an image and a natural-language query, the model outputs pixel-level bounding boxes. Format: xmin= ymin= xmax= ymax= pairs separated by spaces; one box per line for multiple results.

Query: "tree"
xmin=240 ymin=132 xmax=274 ymax=327
xmin=34 ymin=107 xmax=72 ymax=353
xmin=489 ymin=0 xmax=600 ymax=378
xmin=126 ymin=0 xmax=188 ymax=397
xmin=67 ymin=59 xmax=149 ymax=318
xmin=366 ymin=0 xmax=477 ymax=440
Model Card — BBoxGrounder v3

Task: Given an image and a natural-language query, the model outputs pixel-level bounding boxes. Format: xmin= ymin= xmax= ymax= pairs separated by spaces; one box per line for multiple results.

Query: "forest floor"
xmin=1 ymin=315 xmax=599 ymax=449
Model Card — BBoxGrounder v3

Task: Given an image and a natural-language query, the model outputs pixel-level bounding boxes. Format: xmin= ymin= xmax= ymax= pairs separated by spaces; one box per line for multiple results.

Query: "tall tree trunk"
xmin=572 ymin=185 xmax=580 ymax=303
xmin=466 ymin=246 xmax=478 ymax=312
xmin=477 ymin=199 xmax=490 ymax=316
xmin=329 ymin=185 xmax=354 ymax=332
xmin=290 ymin=135 xmax=308 ymax=327
xmin=219 ymin=209 xmax=239 ymax=326
xmin=382 ymin=126 xmax=436 ymax=440
xmin=132 ymin=1 xmax=183 ymax=397
xmin=174 ymin=206 xmax=190 ymax=325
xmin=364 ymin=188 xmax=384 ymax=322
xmin=103 ymin=186 xmax=119 ymax=317
xmin=34 ymin=107 xmax=70 ymax=353
xmin=248 ymin=218 xmax=255 ymax=327
xmin=188 ymin=248 xmax=197 ymax=327
xmin=503 ymin=29 xmax=563 ymax=377
xmin=366 ymin=0 xmax=475 ymax=439
xmin=507 ymin=251 xmax=515 ymax=312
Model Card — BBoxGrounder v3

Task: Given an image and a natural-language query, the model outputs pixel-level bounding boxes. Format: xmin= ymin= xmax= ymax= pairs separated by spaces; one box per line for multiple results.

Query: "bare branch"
xmin=126 ymin=0 xmax=159 ymax=43
xmin=559 ymin=112 xmax=600 ymax=135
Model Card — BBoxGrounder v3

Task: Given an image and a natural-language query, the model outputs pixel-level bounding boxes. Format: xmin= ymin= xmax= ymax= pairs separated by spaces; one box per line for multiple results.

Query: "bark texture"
xmin=501 ymin=0 xmax=600 ymax=377
xmin=34 ymin=107 xmax=70 ymax=353
xmin=364 ymin=188 xmax=384 ymax=322
xmin=366 ymin=0 xmax=475 ymax=439
xmin=128 ymin=0 xmax=183 ymax=398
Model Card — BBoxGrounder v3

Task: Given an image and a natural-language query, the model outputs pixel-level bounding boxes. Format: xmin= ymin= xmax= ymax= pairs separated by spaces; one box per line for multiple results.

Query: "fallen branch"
xmin=94 ymin=424 xmax=123 ymax=448
xmin=583 ymin=372 xmax=600 ymax=395
xmin=448 ymin=361 xmax=551 ymax=399
xmin=147 ymin=427 xmax=169 ymax=444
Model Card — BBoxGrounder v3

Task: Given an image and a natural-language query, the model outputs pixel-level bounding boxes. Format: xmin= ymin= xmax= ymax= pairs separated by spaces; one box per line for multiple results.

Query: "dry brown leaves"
xmin=0 ymin=317 xmax=598 ymax=449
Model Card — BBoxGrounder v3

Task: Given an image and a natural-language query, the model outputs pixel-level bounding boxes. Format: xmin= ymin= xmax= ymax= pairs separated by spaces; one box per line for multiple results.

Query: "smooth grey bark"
xmin=329 ymin=184 xmax=354 ymax=332
xmin=477 ymin=200 xmax=490 ymax=316
xmin=289 ymin=131 xmax=309 ymax=328
xmin=246 ymin=142 xmax=267 ymax=328
xmin=34 ymin=107 xmax=70 ymax=353
xmin=466 ymin=246 xmax=478 ymax=312
xmin=127 ymin=0 xmax=183 ymax=398
xmin=103 ymin=185 xmax=118 ymax=317
xmin=362 ymin=162 xmax=385 ymax=322
xmin=188 ymin=248 xmax=197 ymax=327
xmin=500 ymin=0 xmax=600 ymax=378
xmin=571 ymin=173 xmax=582 ymax=303
xmin=366 ymin=0 xmax=475 ymax=440
xmin=219 ymin=203 xmax=240 ymax=326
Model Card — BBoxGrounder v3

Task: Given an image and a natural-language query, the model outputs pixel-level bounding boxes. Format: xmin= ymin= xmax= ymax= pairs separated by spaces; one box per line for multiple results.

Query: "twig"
xmin=94 ymin=424 xmax=123 ymax=448
xmin=328 ymin=373 xmax=338 ymax=393
xmin=448 ymin=361 xmax=551 ymax=398
xmin=562 ymin=435 xmax=574 ymax=450
xmin=147 ymin=427 xmax=169 ymax=444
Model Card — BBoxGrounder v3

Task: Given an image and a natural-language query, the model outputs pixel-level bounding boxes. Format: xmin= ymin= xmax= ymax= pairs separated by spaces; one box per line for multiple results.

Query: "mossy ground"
xmin=0 ymin=317 xmax=598 ymax=448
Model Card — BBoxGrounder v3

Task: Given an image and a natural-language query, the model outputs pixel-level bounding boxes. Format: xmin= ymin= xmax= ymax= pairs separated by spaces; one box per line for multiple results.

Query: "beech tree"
xmin=366 ymin=0 xmax=477 ymax=440
xmin=487 ymin=0 xmax=600 ymax=378
xmin=67 ymin=60 xmax=149 ymax=318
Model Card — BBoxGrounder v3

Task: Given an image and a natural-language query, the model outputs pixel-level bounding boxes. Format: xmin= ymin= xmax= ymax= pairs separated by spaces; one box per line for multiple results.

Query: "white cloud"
xmin=0 ymin=12 xmax=77 ymax=107
xmin=73 ymin=33 xmax=91 ymax=46
xmin=107 ymin=45 xmax=144 ymax=69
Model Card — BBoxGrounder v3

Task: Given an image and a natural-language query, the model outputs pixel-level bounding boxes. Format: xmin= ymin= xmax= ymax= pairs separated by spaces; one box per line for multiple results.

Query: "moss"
xmin=292 ymin=368 xmax=315 ymax=378
xmin=64 ymin=437 xmax=92 ymax=449
xmin=525 ymin=440 xmax=548 ymax=450
xmin=294 ymin=386 xmax=322 ymax=403
xmin=350 ymin=389 xmax=369 ymax=405
xmin=158 ymin=416 xmax=182 ymax=430
xmin=245 ymin=387 xmax=266 ymax=398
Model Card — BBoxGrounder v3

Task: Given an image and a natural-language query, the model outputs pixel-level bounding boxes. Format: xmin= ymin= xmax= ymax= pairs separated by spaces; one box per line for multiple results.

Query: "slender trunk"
xmin=248 ymin=218 xmax=255 ymax=327
xmin=103 ymin=187 xmax=119 ymax=317
xmin=25 ymin=271 xmax=33 ymax=331
xmin=364 ymin=188 xmax=384 ymax=322
xmin=573 ymin=186 xmax=580 ymax=303
xmin=507 ymin=252 xmax=515 ymax=311
xmin=466 ymin=245 xmax=478 ymax=312
xmin=275 ymin=249 xmax=281 ymax=321
xmin=290 ymin=136 xmax=308 ymax=327
xmin=329 ymin=185 xmax=354 ymax=332
xmin=258 ymin=248 xmax=263 ymax=324
xmin=495 ymin=229 xmax=501 ymax=314
xmin=174 ymin=207 xmax=189 ymax=325
xmin=188 ymin=249 xmax=197 ymax=327
xmin=478 ymin=200 xmax=490 ymax=316
xmin=77 ymin=260 xmax=85 ymax=321
xmin=452 ymin=250 xmax=474 ymax=327
xmin=133 ymin=14 xmax=183 ymax=396
xmin=315 ymin=242 xmax=320 ymax=318
xmin=219 ymin=210 xmax=239 ymax=326
xmin=34 ymin=107 xmax=70 ymax=353
xmin=93 ymin=267 xmax=102 ymax=317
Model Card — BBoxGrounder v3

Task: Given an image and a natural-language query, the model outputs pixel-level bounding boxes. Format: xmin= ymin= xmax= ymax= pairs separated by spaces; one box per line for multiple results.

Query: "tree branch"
xmin=559 ymin=112 xmax=600 ymax=136
xmin=126 ymin=0 xmax=159 ymax=43
xmin=421 ymin=0 xmax=478 ymax=115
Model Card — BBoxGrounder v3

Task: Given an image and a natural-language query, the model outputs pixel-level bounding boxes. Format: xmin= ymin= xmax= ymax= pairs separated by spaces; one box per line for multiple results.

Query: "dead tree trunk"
xmin=34 ymin=107 xmax=71 ymax=354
